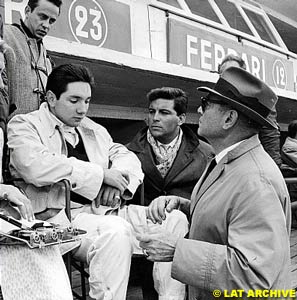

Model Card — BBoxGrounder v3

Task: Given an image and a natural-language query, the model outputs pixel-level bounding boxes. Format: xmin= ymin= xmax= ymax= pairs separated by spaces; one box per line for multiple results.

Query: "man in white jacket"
xmin=7 ymin=64 xmax=188 ymax=300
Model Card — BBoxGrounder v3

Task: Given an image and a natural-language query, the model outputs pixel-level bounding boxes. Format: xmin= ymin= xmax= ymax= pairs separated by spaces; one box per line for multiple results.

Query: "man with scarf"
xmin=127 ymin=87 xmax=213 ymax=299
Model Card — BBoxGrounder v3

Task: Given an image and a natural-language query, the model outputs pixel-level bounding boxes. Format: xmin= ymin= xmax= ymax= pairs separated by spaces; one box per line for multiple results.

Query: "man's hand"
xmin=103 ymin=169 xmax=129 ymax=194
xmin=0 ymin=185 xmax=34 ymax=220
xmin=137 ymin=230 xmax=179 ymax=262
xmin=147 ymin=195 xmax=180 ymax=224
xmin=95 ymin=185 xmax=121 ymax=207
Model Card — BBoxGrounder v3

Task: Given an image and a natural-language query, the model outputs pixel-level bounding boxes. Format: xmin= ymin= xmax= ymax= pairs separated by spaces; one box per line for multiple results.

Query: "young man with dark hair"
xmin=128 ymin=87 xmax=213 ymax=298
xmin=4 ymin=0 xmax=61 ymax=115
xmin=147 ymin=87 xmax=188 ymax=116
xmin=27 ymin=0 xmax=62 ymax=12
xmin=128 ymin=87 xmax=213 ymax=206
xmin=7 ymin=64 xmax=188 ymax=300
xmin=0 ymin=45 xmax=71 ymax=300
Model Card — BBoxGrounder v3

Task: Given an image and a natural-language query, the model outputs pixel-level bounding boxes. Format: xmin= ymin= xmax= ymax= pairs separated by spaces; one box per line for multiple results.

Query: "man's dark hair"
xmin=288 ymin=120 xmax=297 ymax=138
xmin=46 ymin=64 xmax=95 ymax=99
xmin=146 ymin=87 xmax=188 ymax=116
xmin=27 ymin=0 xmax=62 ymax=12
xmin=218 ymin=54 xmax=246 ymax=74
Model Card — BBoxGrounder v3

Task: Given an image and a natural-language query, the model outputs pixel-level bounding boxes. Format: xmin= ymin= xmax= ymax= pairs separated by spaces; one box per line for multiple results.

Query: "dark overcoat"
xmin=127 ymin=125 xmax=214 ymax=206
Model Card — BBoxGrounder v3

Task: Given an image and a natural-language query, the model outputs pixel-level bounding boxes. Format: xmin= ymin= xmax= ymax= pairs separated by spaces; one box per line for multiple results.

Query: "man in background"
xmin=4 ymin=0 xmax=61 ymax=115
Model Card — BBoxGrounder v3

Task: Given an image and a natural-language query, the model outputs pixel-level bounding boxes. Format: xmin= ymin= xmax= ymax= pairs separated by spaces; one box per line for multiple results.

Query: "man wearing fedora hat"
xmin=137 ymin=67 xmax=291 ymax=299
xmin=218 ymin=54 xmax=282 ymax=168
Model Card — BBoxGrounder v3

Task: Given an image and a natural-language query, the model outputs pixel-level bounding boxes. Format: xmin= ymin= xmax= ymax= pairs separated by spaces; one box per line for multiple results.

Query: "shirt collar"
xmin=47 ymin=107 xmax=79 ymax=146
xmin=39 ymin=102 xmax=83 ymax=140
xmin=47 ymin=106 xmax=65 ymax=136
xmin=215 ymin=140 xmax=245 ymax=163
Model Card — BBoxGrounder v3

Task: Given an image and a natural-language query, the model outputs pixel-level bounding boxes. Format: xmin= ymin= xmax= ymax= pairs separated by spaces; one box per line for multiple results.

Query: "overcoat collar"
xmin=190 ymin=134 xmax=261 ymax=217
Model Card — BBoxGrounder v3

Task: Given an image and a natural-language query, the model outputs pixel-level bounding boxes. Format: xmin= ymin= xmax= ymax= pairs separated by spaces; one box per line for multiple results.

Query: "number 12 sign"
xmin=272 ymin=59 xmax=288 ymax=90
xmin=69 ymin=0 xmax=108 ymax=47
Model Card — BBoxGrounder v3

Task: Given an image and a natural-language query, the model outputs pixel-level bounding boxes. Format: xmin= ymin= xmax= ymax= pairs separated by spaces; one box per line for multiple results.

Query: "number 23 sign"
xmin=69 ymin=0 xmax=108 ymax=47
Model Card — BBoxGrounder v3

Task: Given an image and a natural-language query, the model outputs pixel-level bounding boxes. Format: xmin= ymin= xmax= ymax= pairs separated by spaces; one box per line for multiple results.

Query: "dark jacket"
xmin=259 ymin=110 xmax=282 ymax=167
xmin=259 ymin=126 xmax=282 ymax=167
xmin=127 ymin=125 xmax=214 ymax=206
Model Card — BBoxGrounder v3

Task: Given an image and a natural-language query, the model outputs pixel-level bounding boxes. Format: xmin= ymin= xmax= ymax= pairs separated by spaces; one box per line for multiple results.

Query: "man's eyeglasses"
xmin=200 ymin=96 xmax=227 ymax=112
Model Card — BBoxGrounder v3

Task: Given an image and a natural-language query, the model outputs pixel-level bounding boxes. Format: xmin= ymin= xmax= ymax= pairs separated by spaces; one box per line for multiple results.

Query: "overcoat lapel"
xmin=189 ymin=136 xmax=261 ymax=220
xmin=141 ymin=143 xmax=164 ymax=187
xmin=190 ymin=158 xmax=226 ymax=218
xmin=164 ymin=139 xmax=194 ymax=186
xmin=77 ymin=126 xmax=101 ymax=163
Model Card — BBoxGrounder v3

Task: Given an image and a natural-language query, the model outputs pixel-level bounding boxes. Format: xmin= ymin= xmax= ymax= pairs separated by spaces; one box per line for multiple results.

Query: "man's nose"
xmin=153 ymin=112 xmax=160 ymax=121
xmin=77 ymin=103 xmax=88 ymax=114
xmin=42 ymin=19 xmax=50 ymax=29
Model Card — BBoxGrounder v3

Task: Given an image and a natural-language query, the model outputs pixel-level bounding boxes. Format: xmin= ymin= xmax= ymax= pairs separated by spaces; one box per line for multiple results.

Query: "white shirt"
xmin=215 ymin=140 xmax=245 ymax=163
xmin=48 ymin=111 xmax=79 ymax=147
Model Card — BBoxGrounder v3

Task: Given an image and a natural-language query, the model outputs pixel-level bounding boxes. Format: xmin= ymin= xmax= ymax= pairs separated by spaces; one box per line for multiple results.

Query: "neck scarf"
xmin=147 ymin=128 xmax=183 ymax=177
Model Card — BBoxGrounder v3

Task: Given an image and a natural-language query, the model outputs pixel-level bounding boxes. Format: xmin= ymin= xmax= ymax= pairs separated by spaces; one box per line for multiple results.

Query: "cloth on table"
xmin=0 ymin=245 xmax=72 ymax=300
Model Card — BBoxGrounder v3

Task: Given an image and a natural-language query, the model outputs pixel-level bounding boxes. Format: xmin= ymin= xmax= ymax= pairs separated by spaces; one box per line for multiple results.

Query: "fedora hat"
xmin=197 ymin=67 xmax=278 ymax=129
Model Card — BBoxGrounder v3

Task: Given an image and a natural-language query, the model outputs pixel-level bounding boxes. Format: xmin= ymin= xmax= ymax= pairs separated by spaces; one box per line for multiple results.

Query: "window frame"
xmin=234 ymin=0 xmax=287 ymax=49
xmin=150 ymin=0 xmax=289 ymax=54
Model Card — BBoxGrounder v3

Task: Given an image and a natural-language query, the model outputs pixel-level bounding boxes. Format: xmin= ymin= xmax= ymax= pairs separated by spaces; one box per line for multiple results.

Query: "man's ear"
xmin=24 ymin=5 xmax=31 ymax=17
xmin=46 ymin=90 xmax=56 ymax=107
xmin=178 ymin=113 xmax=186 ymax=126
xmin=222 ymin=110 xmax=238 ymax=130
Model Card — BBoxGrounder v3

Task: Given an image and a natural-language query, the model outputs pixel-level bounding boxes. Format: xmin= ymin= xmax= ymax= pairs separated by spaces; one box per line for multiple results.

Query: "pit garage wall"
xmin=5 ymin=0 xmax=297 ymax=137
